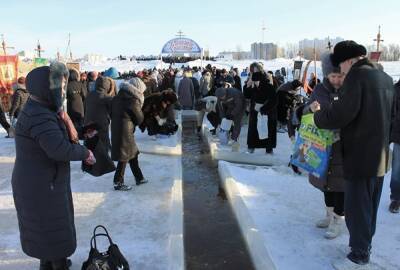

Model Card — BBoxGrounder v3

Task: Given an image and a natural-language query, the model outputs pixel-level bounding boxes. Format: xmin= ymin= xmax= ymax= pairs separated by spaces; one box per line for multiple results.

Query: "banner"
xmin=34 ymin=57 xmax=48 ymax=67
xmin=290 ymin=114 xmax=335 ymax=178
xmin=369 ymin=52 xmax=382 ymax=62
xmin=0 ymin=55 xmax=19 ymax=111
xmin=293 ymin=60 xmax=303 ymax=80
xmin=161 ymin=38 xmax=202 ymax=54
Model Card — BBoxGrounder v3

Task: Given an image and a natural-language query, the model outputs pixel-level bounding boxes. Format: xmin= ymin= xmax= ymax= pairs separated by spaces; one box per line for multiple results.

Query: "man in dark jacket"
xmin=12 ymin=63 xmax=94 ymax=270
xmin=85 ymin=76 xmax=113 ymax=150
xmin=311 ymin=41 xmax=394 ymax=269
xmin=9 ymin=76 xmax=29 ymax=121
xmin=177 ymin=72 xmax=195 ymax=109
xmin=66 ymin=68 xmax=86 ymax=137
xmin=389 ymin=80 xmax=400 ymax=213
xmin=276 ymin=80 xmax=302 ymax=133
xmin=215 ymin=87 xmax=245 ymax=151
xmin=111 ymin=79 xmax=147 ymax=191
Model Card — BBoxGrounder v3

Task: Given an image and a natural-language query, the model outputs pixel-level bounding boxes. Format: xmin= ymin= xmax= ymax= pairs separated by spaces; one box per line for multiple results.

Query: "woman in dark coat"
xmin=111 ymin=79 xmax=147 ymax=191
xmin=66 ymin=68 xmax=86 ymax=137
xmin=305 ymin=52 xmax=345 ymax=239
xmin=84 ymin=76 xmax=113 ymax=150
xmin=12 ymin=63 xmax=94 ymax=270
xmin=140 ymin=89 xmax=178 ymax=136
xmin=244 ymin=62 xmax=278 ymax=154
xmin=9 ymin=76 xmax=29 ymax=120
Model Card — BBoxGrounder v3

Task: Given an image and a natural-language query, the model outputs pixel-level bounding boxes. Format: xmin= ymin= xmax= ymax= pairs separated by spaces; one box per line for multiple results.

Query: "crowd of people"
xmin=2 ymin=40 xmax=399 ymax=269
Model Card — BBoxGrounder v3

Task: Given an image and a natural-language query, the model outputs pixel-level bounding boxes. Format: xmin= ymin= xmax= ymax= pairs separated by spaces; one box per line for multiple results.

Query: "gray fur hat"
xmin=215 ymin=87 xmax=227 ymax=99
xmin=321 ymin=52 xmax=340 ymax=78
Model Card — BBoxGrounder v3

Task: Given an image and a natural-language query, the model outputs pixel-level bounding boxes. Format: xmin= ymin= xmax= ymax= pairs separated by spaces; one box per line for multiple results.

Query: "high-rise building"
xmin=251 ymin=43 xmax=278 ymax=60
xmin=298 ymin=37 xmax=344 ymax=59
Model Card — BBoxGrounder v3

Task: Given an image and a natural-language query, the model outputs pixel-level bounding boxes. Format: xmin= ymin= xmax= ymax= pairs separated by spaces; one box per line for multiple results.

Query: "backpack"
xmin=81 ymin=225 xmax=130 ymax=270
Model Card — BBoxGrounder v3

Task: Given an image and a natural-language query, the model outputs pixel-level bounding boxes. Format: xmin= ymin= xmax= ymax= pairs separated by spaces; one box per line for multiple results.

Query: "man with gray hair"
xmin=310 ymin=40 xmax=394 ymax=269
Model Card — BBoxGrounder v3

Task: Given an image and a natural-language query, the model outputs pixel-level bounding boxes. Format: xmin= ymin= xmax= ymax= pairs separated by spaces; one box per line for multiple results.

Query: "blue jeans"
xmin=390 ymin=143 xmax=400 ymax=201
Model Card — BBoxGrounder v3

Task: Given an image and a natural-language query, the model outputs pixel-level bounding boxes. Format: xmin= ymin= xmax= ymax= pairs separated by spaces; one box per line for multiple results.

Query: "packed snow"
xmin=0 ymin=127 xmax=182 ymax=270
xmin=218 ymin=132 xmax=400 ymax=269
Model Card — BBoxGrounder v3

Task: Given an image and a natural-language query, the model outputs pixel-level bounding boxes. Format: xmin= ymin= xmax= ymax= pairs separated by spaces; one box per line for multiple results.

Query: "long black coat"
xmin=84 ymin=77 xmax=113 ymax=133
xmin=314 ymin=58 xmax=394 ymax=179
xmin=244 ymin=73 xmax=278 ymax=149
xmin=66 ymin=69 xmax=86 ymax=121
xmin=9 ymin=86 xmax=29 ymax=118
xmin=12 ymin=66 xmax=89 ymax=260
xmin=390 ymin=81 xmax=400 ymax=144
xmin=111 ymin=85 xmax=144 ymax=161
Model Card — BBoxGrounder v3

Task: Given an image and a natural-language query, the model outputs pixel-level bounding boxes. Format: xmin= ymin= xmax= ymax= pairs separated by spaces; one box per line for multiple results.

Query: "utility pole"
xmin=65 ymin=33 xmax=73 ymax=60
xmin=35 ymin=40 xmax=45 ymax=58
xmin=374 ymin=25 xmax=384 ymax=52
xmin=261 ymin=21 xmax=266 ymax=43
xmin=327 ymin=37 xmax=333 ymax=51
xmin=1 ymin=34 xmax=14 ymax=56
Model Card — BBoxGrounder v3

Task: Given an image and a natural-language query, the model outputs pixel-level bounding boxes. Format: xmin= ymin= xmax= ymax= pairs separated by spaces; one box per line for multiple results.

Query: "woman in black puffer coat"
xmin=12 ymin=63 xmax=94 ymax=270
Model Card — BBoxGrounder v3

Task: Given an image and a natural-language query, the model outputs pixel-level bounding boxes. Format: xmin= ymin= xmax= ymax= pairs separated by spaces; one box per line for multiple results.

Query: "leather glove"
xmin=84 ymin=150 xmax=96 ymax=165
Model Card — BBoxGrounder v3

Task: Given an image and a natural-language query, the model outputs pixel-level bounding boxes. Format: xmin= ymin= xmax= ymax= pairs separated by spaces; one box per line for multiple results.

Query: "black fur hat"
xmin=330 ymin=40 xmax=367 ymax=67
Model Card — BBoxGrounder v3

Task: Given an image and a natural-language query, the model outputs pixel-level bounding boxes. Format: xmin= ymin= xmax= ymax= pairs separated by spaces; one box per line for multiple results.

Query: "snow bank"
xmin=218 ymin=159 xmax=400 ymax=270
xmin=202 ymin=121 xmax=292 ymax=166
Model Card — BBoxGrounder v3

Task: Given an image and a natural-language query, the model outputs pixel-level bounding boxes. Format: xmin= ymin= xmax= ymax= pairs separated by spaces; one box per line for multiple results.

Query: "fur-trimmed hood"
xmin=26 ymin=62 xmax=69 ymax=111
xmin=68 ymin=68 xmax=80 ymax=82
xmin=119 ymin=77 xmax=146 ymax=106
xmin=95 ymin=76 xmax=112 ymax=95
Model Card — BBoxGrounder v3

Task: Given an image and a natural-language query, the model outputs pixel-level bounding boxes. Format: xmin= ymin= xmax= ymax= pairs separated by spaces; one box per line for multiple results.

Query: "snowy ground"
xmin=202 ymin=119 xmax=292 ymax=166
xmin=218 ymin=133 xmax=400 ymax=270
xmin=0 ymin=128 xmax=183 ymax=270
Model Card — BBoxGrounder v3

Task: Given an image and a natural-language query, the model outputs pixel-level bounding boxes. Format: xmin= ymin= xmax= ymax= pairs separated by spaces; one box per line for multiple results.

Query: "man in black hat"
xmin=310 ymin=40 xmax=394 ymax=269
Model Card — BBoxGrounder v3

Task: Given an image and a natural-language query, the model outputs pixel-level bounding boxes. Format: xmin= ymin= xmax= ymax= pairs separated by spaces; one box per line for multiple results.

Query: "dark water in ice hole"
xmin=182 ymin=120 xmax=255 ymax=270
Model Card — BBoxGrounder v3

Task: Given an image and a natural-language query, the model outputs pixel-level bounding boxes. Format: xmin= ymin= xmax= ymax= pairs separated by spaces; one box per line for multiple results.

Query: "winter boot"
xmin=332 ymin=250 xmax=370 ymax=270
xmin=50 ymin=258 xmax=70 ymax=270
xmin=389 ymin=200 xmax=400 ymax=213
xmin=136 ymin=178 xmax=149 ymax=186
xmin=114 ymin=183 xmax=133 ymax=191
xmin=325 ymin=213 xmax=344 ymax=239
xmin=39 ymin=260 xmax=52 ymax=270
xmin=316 ymin=207 xmax=334 ymax=228
xmin=247 ymin=148 xmax=255 ymax=154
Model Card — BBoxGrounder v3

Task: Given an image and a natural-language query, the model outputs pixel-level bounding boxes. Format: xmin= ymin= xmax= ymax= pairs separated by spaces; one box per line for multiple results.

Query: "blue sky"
xmin=1 ymin=0 xmax=398 ymax=58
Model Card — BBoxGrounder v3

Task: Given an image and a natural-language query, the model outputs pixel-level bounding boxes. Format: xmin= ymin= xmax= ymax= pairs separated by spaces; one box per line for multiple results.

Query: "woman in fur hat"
xmin=305 ymin=52 xmax=345 ymax=239
xmin=111 ymin=78 xmax=148 ymax=191
xmin=12 ymin=63 xmax=95 ymax=270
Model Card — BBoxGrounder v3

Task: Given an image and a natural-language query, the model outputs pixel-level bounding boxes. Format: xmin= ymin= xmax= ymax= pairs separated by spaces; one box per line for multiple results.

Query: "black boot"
xmin=39 ymin=260 xmax=52 ymax=270
xmin=347 ymin=250 xmax=370 ymax=265
xmin=50 ymin=258 xmax=71 ymax=270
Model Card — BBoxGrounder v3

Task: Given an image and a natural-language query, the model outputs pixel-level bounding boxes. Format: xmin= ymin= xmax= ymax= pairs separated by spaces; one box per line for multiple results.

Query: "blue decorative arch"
xmin=161 ymin=38 xmax=202 ymax=54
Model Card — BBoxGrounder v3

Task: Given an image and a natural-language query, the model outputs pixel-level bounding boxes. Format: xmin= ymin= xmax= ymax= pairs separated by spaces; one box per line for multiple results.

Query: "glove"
xmin=84 ymin=150 xmax=96 ymax=165
xmin=259 ymin=105 xmax=268 ymax=115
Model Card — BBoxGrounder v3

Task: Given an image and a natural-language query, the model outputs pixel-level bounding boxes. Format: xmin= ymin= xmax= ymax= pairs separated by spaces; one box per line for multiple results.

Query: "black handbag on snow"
xmin=81 ymin=225 xmax=130 ymax=270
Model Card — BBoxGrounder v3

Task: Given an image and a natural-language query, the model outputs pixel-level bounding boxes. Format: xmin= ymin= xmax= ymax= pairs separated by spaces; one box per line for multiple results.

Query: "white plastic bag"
xmin=219 ymin=118 xmax=233 ymax=145
xmin=257 ymin=112 xmax=268 ymax=140
xmin=254 ymin=103 xmax=263 ymax=112
xmin=220 ymin=118 xmax=233 ymax=131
